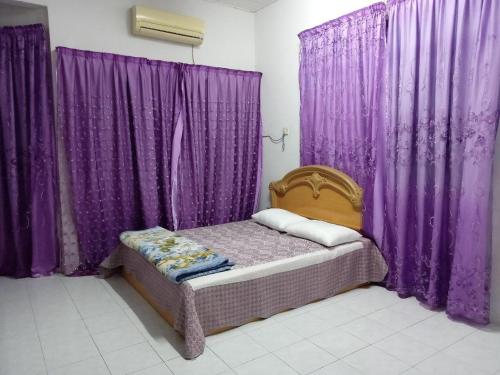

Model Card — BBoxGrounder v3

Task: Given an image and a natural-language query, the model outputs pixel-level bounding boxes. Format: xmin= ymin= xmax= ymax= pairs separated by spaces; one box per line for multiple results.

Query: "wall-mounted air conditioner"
xmin=132 ymin=5 xmax=204 ymax=46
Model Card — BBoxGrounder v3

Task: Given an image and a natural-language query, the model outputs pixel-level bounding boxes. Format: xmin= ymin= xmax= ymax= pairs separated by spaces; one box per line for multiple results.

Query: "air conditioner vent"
xmin=132 ymin=6 xmax=204 ymax=46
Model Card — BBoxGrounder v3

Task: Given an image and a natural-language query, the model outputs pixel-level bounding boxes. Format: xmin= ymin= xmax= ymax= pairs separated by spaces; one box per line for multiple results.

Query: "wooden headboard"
xmin=269 ymin=165 xmax=363 ymax=231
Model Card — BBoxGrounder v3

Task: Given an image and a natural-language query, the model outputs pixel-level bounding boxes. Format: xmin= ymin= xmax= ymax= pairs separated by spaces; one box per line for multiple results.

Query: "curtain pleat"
xmin=298 ymin=3 xmax=386 ymax=235
xmin=0 ymin=24 xmax=58 ymax=277
xmin=377 ymin=0 xmax=500 ymax=324
xmin=56 ymin=47 xmax=262 ymax=273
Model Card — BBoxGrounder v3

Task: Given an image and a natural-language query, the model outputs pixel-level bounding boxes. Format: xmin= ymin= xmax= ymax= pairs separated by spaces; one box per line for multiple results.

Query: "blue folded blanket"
xmin=120 ymin=226 xmax=234 ymax=284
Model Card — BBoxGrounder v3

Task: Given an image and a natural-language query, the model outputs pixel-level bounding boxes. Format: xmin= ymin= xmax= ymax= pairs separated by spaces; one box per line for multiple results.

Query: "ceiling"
xmin=202 ymin=0 xmax=278 ymax=13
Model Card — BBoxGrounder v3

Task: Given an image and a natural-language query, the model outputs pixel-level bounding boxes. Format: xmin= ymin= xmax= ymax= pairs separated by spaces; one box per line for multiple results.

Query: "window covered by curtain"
xmin=0 ymin=24 xmax=58 ymax=277
xmin=378 ymin=0 xmax=500 ymax=323
xmin=298 ymin=3 xmax=386 ymax=234
xmin=57 ymin=48 xmax=263 ymax=273
xmin=57 ymin=48 xmax=180 ymax=274
xmin=174 ymin=65 xmax=262 ymax=230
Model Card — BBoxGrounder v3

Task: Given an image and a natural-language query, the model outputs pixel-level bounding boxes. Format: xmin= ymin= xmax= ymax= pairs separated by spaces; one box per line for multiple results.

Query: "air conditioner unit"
xmin=132 ymin=5 xmax=204 ymax=46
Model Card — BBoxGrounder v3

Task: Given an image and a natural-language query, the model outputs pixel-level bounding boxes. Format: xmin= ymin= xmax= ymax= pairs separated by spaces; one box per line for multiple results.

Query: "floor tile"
xmin=47 ymin=355 xmax=110 ymax=375
xmin=134 ymin=316 xmax=183 ymax=360
xmin=146 ymin=326 xmax=184 ymax=362
xmin=309 ymin=304 xmax=361 ymax=327
xmin=309 ymin=328 xmax=369 ymax=358
xmin=205 ymin=327 xmax=244 ymax=346
xmin=73 ymin=294 xmax=121 ymax=319
xmin=374 ymin=332 xmax=438 ymax=366
xmin=239 ymin=316 xmax=278 ymax=332
xmin=101 ymin=276 xmax=149 ymax=309
xmin=0 ymin=292 xmax=32 ymax=319
xmin=92 ymin=323 xmax=145 ymax=353
xmin=125 ymin=304 xmax=168 ymax=331
xmin=0 ymin=311 xmax=38 ymax=340
xmin=3 ymin=275 xmax=499 ymax=375
xmin=130 ymin=363 xmax=174 ymax=375
xmin=208 ymin=334 xmax=267 ymax=367
xmin=282 ymin=313 xmax=334 ymax=338
xmin=328 ymin=288 xmax=365 ymax=304
xmin=246 ymin=323 xmax=303 ymax=351
xmin=416 ymin=352 xmax=488 ymax=375
xmin=40 ymin=331 xmax=99 ymax=369
xmin=340 ymin=288 xmax=400 ymax=315
xmin=166 ymin=348 xmax=230 ymax=375
xmin=274 ymin=340 xmax=336 ymax=375
xmin=368 ymin=305 xmax=430 ymax=331
xmin=343 ymin=346 xmax=410 ymax=375
xmin=310 ymin=360 xmax=362 ymax=375
xmin=400 ymin=369 xmax=425 ymax=375
xmin=340 ymin=317 xmax=397 ymax=344
xmin=0 ymin=334 xmax=46 ymax=375
xmin=0 ymin=277 xmax=30 ymax=303
xmin=234 ymin=353 xmax=297 ymax=375
xmin=442 ymin=328 xmax=500 ymax=374
xmin=37 ymin=318 xmax=88 ymax=339
xmin=388 ymin=298 xmax=436 ymax=322
xmin=84 ymin=309 xmax=132 ymax=335
xmin=268 ymin=307 xmax=308 ymax=322
xmin=103 ymin=342 xmax=162 ymax=375
xmin=33 ymin=302 xmax=82 ymax=331
xmin=403 ymin=313 xmax=475 ymax=350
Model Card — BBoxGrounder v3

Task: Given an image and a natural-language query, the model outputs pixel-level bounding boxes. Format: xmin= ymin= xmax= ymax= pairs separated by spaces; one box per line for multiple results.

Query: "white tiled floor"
xmin=1 ymin=274 xmax=499 ymax=375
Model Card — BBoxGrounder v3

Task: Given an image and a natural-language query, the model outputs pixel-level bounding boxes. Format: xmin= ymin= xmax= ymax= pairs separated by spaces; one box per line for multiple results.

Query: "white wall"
xmin=25 ymin=0 xmax=255 ymax=70
xmin=0 ymin=1 xmax=48 ymax=27
xmin=255 ymin=0 xmax=378 ymax=209
xmin=491 ymin=134 xmax=500 ymax=323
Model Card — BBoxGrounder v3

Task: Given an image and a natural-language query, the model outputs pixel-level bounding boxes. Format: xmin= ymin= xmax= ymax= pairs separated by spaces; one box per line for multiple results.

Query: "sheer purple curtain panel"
xmin=378 ymin=0 xmax=500 ymax=323
xmin=298 ymin=3 xmax=386 ymax=234
xmin=174 ymin=65 xmax=262 ymax=229
xmin=0 ymin=24 xmax=58 ymax=277
xmin=57 ymin=48 xmax=180 ymax=273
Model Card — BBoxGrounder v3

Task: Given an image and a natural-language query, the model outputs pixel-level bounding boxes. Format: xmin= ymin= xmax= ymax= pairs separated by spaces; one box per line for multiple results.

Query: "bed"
xmin=100 ymin=165 xmax=388 ymax=359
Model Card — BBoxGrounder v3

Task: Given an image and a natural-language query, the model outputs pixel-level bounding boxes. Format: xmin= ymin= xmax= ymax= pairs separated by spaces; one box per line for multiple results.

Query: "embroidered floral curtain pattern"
xmin=377 ymin=0 xmax=500 ymax=324
xmin=57 ymin=48 xmax=262 ymax=274
xmin=298 ymin=3 xmax=386 ymax=234
xmin=174 ymin=65 xmax=262 ymax=229
xmin=57 ymin=48 xmax=181 ymax=273
xmin=299 ymin=0 xmax=500 ymax=324
xmin=0 ymin=25 xmax=59 ymax=277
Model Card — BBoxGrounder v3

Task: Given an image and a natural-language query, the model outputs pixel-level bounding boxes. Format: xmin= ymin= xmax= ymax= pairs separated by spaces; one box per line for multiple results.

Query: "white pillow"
xmin=251 ymin=208 xmax=309 ymax=231
xmin=285 ymin=220 xmax=361 ymax=247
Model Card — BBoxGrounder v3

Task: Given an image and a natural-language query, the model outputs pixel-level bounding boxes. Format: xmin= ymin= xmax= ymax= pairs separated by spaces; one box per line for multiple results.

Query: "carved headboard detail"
xmin=269 ymin=165 xmax=363 ymax=230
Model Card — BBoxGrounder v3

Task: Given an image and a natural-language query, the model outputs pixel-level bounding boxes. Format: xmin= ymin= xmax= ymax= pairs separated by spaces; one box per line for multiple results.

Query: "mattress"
xmin=100 ymin=220 xmax=388 ymax=359
xmin=177 ymin=220 xmax=364 ymax=289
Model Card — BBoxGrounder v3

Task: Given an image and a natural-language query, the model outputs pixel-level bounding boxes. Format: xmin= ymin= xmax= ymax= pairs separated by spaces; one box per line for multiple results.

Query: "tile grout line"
xmin=270 ymin=352 xmax=302 ymax=374
xmin=26 ymin=277 xmax=50 ymax=375
xmin=293 ymin=299 xmax=443 ymax=374
xmin=209 ymin=332 xmax=271 ymax=373
xmin=59 ymin=275 xmax=115 ymax=375
xmin=29 ymin=277 xmax=489 ymax=375
xmin=407 ymin=328 xmax=478 ymax=372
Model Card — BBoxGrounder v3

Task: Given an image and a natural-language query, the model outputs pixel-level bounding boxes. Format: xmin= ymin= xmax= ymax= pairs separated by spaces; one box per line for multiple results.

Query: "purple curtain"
xmin=174 ymin=65 xmax=262 ymax=229
xmin=57 ymin=47 xmax=180 ymax=273
xmin=298 ymin=3 xmax=386 ymax=234
xmin=57 ymin=48 xmax=262 ymax=271
xmin=0 ymin=25 xmax=58 ymax=277
xmin=378 ymin=0 xmax=500 ymax=323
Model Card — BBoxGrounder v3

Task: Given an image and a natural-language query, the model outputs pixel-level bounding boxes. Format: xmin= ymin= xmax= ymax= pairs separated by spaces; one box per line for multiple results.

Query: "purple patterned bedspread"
xmin=100 ymin=220 xmax=388 ymax=359
xmin=177 ymin=220 xmax=337 ymax=268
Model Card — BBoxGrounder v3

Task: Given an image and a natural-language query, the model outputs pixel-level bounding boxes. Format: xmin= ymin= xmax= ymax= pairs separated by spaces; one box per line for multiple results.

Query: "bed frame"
xmin=269 ymin=165 xmax=363 ymax=230
xmin=122 ymin=165 xmax=365 ymax=335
